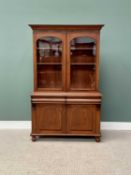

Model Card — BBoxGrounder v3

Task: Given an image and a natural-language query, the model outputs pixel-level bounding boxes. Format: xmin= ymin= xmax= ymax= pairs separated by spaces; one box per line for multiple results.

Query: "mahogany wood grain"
xmin=33 ymin=104 xmax=65 ymax=134
xmin=66 ymin=104 xmax=96 ymax=133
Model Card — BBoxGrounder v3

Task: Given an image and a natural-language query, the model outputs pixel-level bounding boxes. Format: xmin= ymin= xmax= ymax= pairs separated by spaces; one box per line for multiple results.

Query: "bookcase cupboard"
xmin=29 ymin=25 xmax=104 ymax=142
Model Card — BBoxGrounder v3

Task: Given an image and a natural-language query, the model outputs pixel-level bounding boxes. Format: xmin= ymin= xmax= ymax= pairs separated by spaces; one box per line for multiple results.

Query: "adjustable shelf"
xmin=37 ymin=63 xmax=62 ymax=65
xmin=71 ymin=63 xmax=96 ymax=66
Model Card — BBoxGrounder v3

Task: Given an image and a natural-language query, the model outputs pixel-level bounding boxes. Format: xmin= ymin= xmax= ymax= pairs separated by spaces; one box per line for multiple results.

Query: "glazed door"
xmin=34 ymin=32 xmax=66 ymax=91
xmin=67 ymin=33 xmax=98 ymax=91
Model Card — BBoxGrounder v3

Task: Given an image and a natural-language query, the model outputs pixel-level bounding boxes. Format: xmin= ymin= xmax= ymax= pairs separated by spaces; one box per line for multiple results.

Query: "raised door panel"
xmin=32 ymin=104 xmax=65 ymax=134
xmin=67 ymin=104 xmax=96 ymax=134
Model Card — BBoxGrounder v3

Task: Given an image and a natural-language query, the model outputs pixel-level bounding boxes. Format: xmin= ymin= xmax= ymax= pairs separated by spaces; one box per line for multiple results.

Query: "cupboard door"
xmin=67 ymin=33 xmax=98 ymax=91
xmin=34 ymin=33 xmax=66 ymax=91
xmin=66 ymin=104 xmax=96 ymax=134
xmin=32 ymin=103 xmax=65 ymax=134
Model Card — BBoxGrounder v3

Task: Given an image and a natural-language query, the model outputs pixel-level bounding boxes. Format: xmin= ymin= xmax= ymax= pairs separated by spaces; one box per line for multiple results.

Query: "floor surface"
xmin=0 ymin=130 xmax=131 ymax=175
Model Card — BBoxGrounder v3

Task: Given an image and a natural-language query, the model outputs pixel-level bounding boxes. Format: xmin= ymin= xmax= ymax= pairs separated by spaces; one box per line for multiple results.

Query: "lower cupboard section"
xmin=31 ymin=103 xmax=101 ymax=139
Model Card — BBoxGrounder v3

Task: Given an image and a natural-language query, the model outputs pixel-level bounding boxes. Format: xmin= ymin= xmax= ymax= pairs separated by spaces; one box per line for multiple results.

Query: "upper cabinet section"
xmin=29 ymin=25 xmax=104 ymax=92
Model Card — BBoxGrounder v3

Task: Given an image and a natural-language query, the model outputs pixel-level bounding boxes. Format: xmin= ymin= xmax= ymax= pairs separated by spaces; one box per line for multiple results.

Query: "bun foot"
xmin=32 ymin=136 xmax=37 ymax=142
xmin=95 ymin=136 xmax=101 ymax=142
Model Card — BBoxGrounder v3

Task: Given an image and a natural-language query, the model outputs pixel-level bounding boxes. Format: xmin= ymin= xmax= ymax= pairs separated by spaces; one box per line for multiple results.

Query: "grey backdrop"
xmin=0 ymin=0 xmax=131 ymax=121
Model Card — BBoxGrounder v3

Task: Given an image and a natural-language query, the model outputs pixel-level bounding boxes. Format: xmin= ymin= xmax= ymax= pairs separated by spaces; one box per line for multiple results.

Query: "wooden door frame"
xmin=33 ymin=32 xmax=66 ymax=91
xmin=66 ymin=32 xmax=99 ymax=91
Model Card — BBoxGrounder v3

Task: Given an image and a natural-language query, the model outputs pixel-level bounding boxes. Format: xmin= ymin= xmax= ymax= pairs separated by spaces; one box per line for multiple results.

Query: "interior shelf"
xmin=71 ymin=63 xmax=96 ymax=66
xmin=71 ymin=48 xmax=96 ymax=50
xmin=37 ymin=63 xmax=62 ymax=65
xmin=37 ymin=48 xmax=62 ymax=50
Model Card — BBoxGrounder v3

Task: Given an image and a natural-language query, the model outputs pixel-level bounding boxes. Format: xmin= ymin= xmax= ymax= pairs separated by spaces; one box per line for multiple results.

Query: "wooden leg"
xmin=32 ymin=136 xmax=37 ymax=142
xmin=95 ymin=136 xmax=101 ymax=142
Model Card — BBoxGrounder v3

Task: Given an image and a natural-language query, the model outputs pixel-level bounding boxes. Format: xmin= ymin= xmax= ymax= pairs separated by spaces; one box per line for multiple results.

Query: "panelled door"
xmin=32 ymin=103 xmax=66 ymax=134
xmin=66 ymin=104 xmax=97 ymax=134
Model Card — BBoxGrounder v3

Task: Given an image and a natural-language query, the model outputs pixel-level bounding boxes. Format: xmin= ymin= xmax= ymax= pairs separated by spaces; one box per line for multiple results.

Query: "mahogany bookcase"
xmin=29 ymin=25 xmax=104 ymax=142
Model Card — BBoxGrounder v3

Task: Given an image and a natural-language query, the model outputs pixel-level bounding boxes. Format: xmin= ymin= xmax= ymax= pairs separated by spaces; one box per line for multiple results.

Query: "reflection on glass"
xmin=37 ymin=65 xmax=62 ymax=89
xmin=37 ymin=37 xmax=62 ymax=63
xmin=37 ymin=37 xmax=63 ymax=89
xmin=70 ymin=37 xmax=96 ymax=63
xmin=70 ymin=66 xmax=95 ymax=89
xmin=70 ymin=37 xmax=96 ymax=90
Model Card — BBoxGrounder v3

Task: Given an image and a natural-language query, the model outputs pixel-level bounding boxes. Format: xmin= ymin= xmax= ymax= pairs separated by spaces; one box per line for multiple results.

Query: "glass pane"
xmin=37 ymin=36 xmax=62 ymax=63
xmin=37 ymin=37 xmax=63 ymax=89
xmin=37 ymin=65 xmax=62 ymax=89
xmin=70 ymin=37 xmax=96 ymax=63
xmin=71 ymin=65 xmax=95 ymax=89
xmin=70 ymin=37 xmax=96 ymax=90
